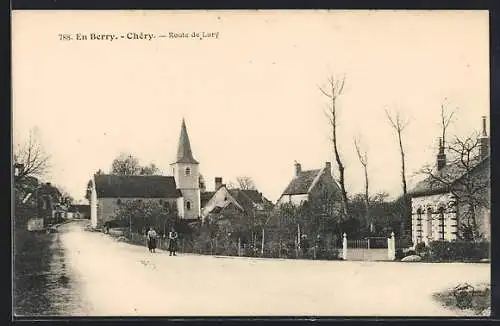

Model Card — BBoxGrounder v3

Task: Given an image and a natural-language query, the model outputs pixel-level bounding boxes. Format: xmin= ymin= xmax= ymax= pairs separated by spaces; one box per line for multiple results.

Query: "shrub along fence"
xmin=123 ymin=231 xmax=342 ymax=260
xmin=427 ymin=240 xmax=490 ymax=262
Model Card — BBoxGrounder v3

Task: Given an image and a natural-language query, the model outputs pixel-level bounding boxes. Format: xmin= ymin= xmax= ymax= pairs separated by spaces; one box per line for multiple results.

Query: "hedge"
xmin=428 ymin=240 xmax=490 ymax=262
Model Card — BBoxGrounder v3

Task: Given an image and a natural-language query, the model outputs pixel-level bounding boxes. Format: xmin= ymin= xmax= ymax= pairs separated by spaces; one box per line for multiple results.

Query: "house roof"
xmin=281 ymin=169 xmax=322 ymax=195
xmin=229 ymin=189 xmax=274 ymax=211
xmin=200 ymin=191 xmax=215 ymax=207
xmin=94 ymin=174 xmax=182 ymax=198
xmin=409 ymin=155 xmax=490 ymax=197
xmin=39 ymin=183 xmax=62 ymax=198
xmin=174 ymin=119 xmax=199 ymax=164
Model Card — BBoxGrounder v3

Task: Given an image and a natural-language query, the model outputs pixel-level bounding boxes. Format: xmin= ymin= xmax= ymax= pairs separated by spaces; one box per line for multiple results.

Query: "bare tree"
xmin=319 ymin=75 xmax=349 ymax=218
xmin=440 ymin=100 xmax=458 ymax=149
xmin=225 ymin=181 xmax=237 ymax=190
xmin=385 ymin=108 xmax=411 ymax=235
xmin=419 ymin=134 xmax=489 ymax=241
xmin=13 ymin=127 xmax=51 ymax=180
xmin=236 ymin=176 xmax=257 ymax=190
xmin=354 ymin=136 xmax=371 ymax=232
xmin=385 ymin=109 xmax=410 ymax=196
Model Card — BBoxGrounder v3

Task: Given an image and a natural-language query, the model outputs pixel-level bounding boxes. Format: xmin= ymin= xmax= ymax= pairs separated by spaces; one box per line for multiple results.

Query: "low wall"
xmin=345 ymin=248 xmax=390 ymax=261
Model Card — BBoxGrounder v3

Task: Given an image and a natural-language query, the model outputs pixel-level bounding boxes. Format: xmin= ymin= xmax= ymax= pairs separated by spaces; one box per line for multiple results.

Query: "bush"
xmin=429 ymin=241 xmax=490 ymax=262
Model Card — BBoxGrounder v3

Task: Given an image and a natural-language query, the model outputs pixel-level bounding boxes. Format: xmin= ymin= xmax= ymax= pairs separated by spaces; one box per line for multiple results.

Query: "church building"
xmin=89 ymin=119 xmax=201 ymax=228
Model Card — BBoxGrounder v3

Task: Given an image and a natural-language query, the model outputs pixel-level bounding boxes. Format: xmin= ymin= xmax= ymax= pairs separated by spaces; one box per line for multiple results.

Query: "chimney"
xmin=215 ymin=177 xmax=223 ymax=190
xmin=479 ymin=116 xmax=489 ymax=159
xmin=294 ymin=161 xmax=302 ymax=177
xmin=437 ymin=137 xmax=446 ymax=170
xmin=325 ymin=162 xmax=332 ymax=174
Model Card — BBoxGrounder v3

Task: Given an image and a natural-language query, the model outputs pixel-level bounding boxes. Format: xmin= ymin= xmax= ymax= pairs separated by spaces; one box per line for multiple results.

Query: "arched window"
xmin=117 ymin=199 xmax=122 ymax=205
xmin=438 ymin=207 xmax=445 ymax=240
xmin=185 ymin=167 xmax=191 ymax=176
xmin=427 ymin=207 xmax=433 ymax=240
xmin=416 ymin=209 xmax=423 ymax=243
xmin=186 ymin=200 xmax=191 ymax=211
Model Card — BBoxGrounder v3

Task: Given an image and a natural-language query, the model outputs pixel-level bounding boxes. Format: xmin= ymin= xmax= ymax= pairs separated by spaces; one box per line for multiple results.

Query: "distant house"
xmin=276 ymin=161 xmax=341 ymax=207
xmin=409 ymin=117 xmax=490 ymax=245
xmin=37 ymin=182 xmax=65 ymax=225
xmin=201 ymin=177 xmax=274 ymax=223
xmin=89 ymin=119 xmax=202 ymax=228
xmin=67 ymin=204 xmax=90 ymax=219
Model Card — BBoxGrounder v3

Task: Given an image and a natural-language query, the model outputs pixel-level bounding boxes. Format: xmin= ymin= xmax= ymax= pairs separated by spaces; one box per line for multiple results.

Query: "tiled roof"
xmin=229 ymin=189 xmax=274 ymax=212
xmin=281 ymin=169 xmax=321 ymax=195
xmin=409 ymin=156 xmax=490 ymax=197
xmin=94 ymin=174 xmax=182 ymax=198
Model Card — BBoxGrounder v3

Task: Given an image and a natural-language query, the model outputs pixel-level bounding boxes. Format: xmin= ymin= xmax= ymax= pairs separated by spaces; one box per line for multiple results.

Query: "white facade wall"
xmin=171 ymin=162 xmax=201 ymax=219
xmin=411 ymin=193 xmax=457 ymax=246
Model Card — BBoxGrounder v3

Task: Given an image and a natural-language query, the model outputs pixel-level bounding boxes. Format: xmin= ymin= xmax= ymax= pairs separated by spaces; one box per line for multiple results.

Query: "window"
xmin=159 ymin=199 xmax=164 ymax=204
xmin=427 ymin=208 xmax=433 ymax=239
xmin=416 ymin=209 xmax=423 ymax=243
xmin=186 ymin=200 xmax=191 ymax=211
xmin=185 ymin=167 xmax=191 ymax=176
xmin=438 ymin=207 xmax=445 ymax=240
xmin=117 ymin=199 xmax=122 ymax=205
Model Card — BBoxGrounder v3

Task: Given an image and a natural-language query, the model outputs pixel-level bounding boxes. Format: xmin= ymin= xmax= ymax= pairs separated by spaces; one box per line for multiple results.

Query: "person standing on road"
xmin=168 ymin=227 xmax=178 ymax=256
xmin=147 ymin=227 xmax=158 ymax=253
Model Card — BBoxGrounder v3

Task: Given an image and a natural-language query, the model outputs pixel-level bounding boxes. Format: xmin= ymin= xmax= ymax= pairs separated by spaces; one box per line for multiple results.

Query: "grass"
xmin=13 ymin=228 xmax=56 ymax=316
xmin=432 ymin=283 xmax=491 ymax=316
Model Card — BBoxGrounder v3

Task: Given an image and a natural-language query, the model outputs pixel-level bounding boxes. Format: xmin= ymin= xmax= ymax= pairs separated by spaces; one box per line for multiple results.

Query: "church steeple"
xmin=175 ymin=119 xmax=199 ymax=164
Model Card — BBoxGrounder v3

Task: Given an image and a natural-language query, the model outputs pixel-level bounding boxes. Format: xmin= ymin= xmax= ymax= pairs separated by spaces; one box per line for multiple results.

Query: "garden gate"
xmin=342 ymin=233 xmax=396 ymax=261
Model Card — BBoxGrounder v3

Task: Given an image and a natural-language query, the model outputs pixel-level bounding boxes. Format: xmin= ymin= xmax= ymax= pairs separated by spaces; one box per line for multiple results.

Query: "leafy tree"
xmin=113 ymin=200 xmax=178 ymax=236
xmin=110 ymin=153 xmax=161 ymax=176
xmin=139 ymin=163 xmax=161 ymax=176
xmin=110 ymin=153 xmax=141 ymax=175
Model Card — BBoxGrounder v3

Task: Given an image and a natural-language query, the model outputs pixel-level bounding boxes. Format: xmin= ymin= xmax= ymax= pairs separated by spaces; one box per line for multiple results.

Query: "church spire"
xmin=175 ymin=118 xmax=199 ymax=164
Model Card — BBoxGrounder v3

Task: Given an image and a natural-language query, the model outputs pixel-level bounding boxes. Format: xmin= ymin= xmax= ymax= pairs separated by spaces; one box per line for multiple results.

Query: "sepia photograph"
xmin=12 ymin=10 xmax=491 ymax=317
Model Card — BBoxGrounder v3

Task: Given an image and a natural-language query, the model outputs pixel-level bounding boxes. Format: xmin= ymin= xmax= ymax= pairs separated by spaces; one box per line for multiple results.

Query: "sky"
xmin=12 ymin=10 xmax=489 ymax=203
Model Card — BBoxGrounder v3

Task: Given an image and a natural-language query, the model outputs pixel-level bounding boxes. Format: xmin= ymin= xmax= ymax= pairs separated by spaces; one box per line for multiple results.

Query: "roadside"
xmin=13 ymin=220 xmax=90 ymax=316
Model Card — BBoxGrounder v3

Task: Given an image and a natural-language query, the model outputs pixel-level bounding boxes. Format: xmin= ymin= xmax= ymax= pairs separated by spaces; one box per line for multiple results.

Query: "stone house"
xmin=409 ymin=116 xmax=490 ymax=245
xmin=276 ymin=161 xmax=341 ymax=207
xmin=89 ymin=119 xmax=202 ymax=228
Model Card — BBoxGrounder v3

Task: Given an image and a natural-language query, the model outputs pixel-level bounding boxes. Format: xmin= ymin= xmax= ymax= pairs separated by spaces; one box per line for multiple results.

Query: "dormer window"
xmin=185 ymin=167 xmax=191 ymax=176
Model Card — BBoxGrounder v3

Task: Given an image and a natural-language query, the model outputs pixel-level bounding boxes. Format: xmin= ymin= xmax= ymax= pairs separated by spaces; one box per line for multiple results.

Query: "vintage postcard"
xmin=12 ymin=10 xmax=490 ymax=317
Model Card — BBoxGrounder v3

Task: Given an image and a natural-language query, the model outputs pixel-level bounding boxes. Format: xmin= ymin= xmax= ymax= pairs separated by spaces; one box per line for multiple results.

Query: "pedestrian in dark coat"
xmin=168 ymin=227 xmax=178 ymax=256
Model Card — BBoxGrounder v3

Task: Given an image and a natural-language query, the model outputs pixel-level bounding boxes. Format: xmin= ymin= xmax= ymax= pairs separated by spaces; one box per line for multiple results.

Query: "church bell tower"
xmin=171 ymin=119 xmax=201 ymax=220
